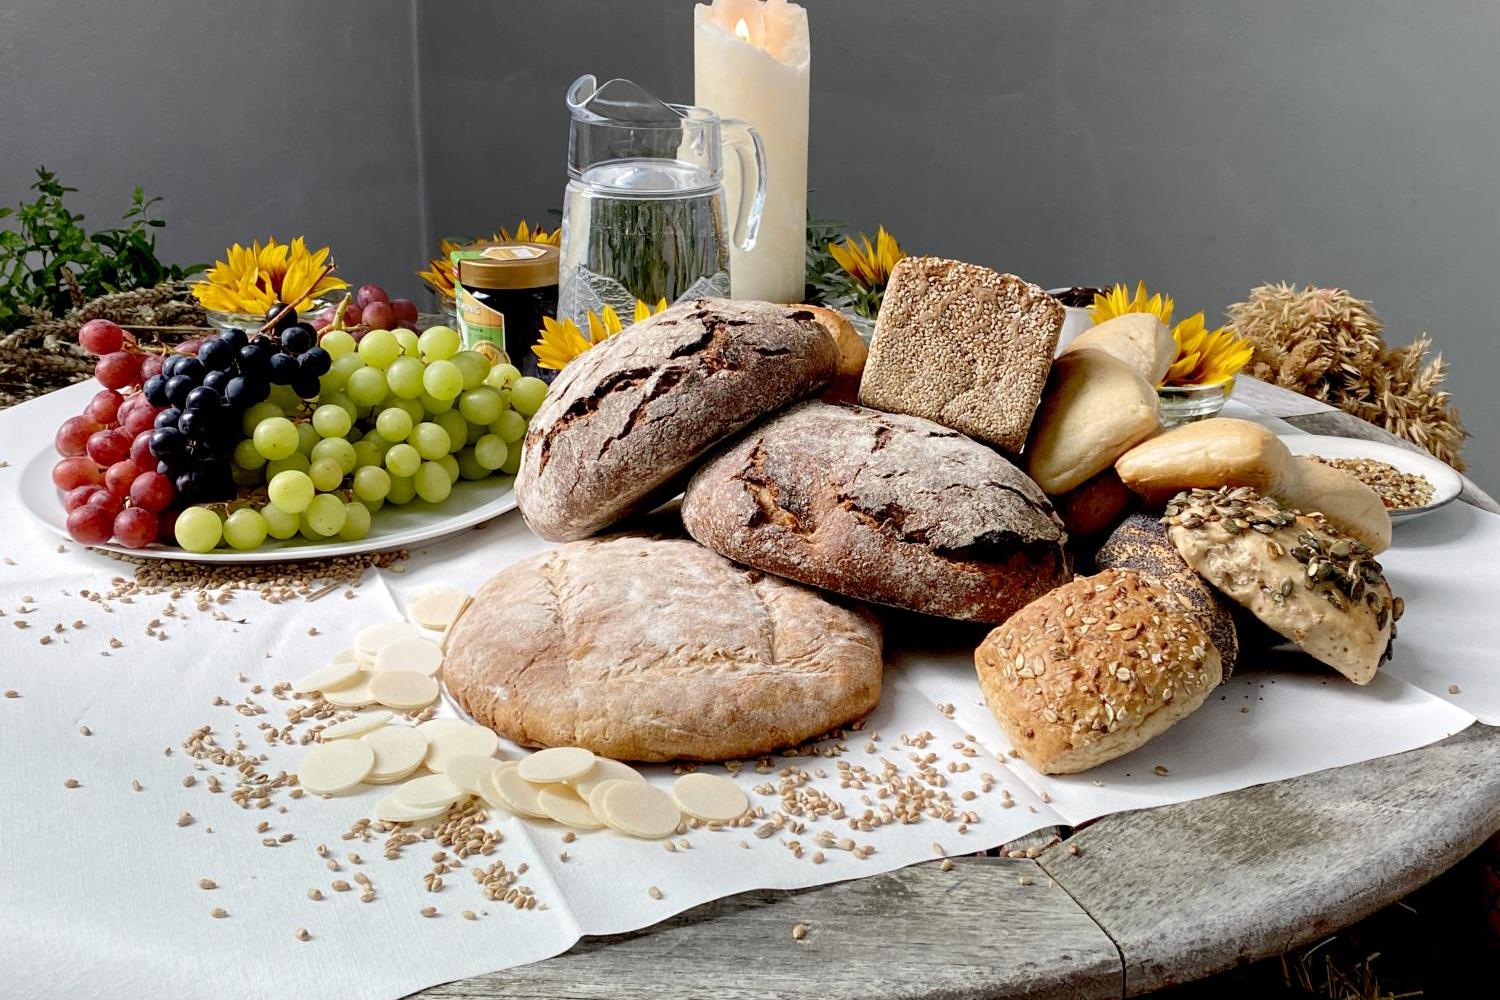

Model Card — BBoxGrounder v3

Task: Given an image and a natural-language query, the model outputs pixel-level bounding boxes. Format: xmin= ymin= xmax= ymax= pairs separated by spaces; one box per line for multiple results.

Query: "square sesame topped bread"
xmin=857 ymin=257 xmax=1062 ymax=453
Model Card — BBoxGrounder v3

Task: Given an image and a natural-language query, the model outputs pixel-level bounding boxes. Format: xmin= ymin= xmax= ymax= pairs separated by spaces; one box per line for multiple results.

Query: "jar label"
xmin=456 ymin=284 xmax=506 ymax=354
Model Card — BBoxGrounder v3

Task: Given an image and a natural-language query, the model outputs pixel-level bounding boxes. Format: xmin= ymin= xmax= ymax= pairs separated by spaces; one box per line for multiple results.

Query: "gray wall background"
xmin=4 ymin=0 xmax=1498 ymax=489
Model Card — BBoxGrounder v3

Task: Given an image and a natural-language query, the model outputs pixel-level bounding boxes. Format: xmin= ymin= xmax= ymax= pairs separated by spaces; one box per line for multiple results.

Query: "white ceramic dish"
xmin=21 ymin=441 xmax=516 ymax=563
xmin=1280 ymin=434 xmax=1463 ymax=523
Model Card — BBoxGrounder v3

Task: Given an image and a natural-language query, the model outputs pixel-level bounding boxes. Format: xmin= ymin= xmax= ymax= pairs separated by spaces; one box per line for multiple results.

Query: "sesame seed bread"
xmin=514 ymin=298 xmax=837 ymax=542
xmin=1059 ymin=313 xmax=1176 ymax=383
xmin=1024 ymin=349 xmax=1161 ymax=495
xmin=1094 ymin=512 xmax=1240 ymax=679
xmin=442 ymin=534 xmax=883 ymax=762
xmin=1163 ymin=487 xmax=1398 ymax=684
xmin=975 ymin=569 xmax=1223 ymax=775
xmin=857 ymin=257 xmax=1062 ymax=453
xmin=681 ymin=401 xmax=1071 ymax=623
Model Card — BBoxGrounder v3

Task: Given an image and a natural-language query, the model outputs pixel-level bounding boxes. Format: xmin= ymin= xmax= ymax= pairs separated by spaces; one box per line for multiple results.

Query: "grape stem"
xmin=259 ymin=260 xmax=338 ymax=334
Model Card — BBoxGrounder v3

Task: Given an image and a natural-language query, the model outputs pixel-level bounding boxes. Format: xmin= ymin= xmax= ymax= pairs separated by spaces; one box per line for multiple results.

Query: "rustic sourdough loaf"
xmin=681 ymin=401 xmax=1071 ymax=623
xmin=1095 ymin=512 xmax=1240 ymax=678
xmin=442 ymin=534 xmax=883 ymax=762
xmin=514 ymin=298 xmax=836 ymax=541
xmin=857 ymin=257 xmax=1062 ymax=453
xmin=1164 ymin=487 xmax=1398 ymax=684
xmin=975 ymin=568 xmax=1223 ymax=774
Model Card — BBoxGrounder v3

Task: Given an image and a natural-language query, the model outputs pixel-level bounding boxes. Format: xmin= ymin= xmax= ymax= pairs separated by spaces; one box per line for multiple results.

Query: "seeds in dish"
xmin=1305 ymin=456 xmax=1435 ymax=511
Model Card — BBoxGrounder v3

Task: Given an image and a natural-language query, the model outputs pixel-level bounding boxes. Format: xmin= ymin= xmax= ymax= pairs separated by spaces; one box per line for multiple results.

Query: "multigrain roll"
xmin=514 ymin=298 xmax=836 ymax=541
xmin=975 ymin=568 xmax=1223 ymax=774
xmin=1163 ymin=487 xmax=1398 ymax=684
xmin=857 ymin=257 xmax=1062 ymax=454
xmin=442 ymin=534 xmax=883 ymax=761
xmin=1095 ymin=513 xmax=1240 ymax=678
xmin=682 ymin=401 xmax=1071 ymax=623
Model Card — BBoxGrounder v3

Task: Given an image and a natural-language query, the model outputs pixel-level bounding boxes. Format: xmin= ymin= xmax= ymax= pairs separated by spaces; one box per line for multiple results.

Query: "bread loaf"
xmin=975 ymin=568 xmax=1223 ymax=774
xmin=1095 ymin=513 xmax=1240 ymax=678
xmin=514 ymin=298 xmax=836 ymax=542
xmin=1024 ymin=349 xmax=1161 ymax=494
xmin=1280 ymin=456 xmax=1392 ymax=554
xmin=1114 ymin=419 xmax=1391 ymax=553
xmin=1059 ymin=313 xmax=1175 ymax=383
xmin=803 ymin=304 xmax=868 ymax=404
xmin=1163 ymin=487 xmax=1398 ymax=684
xmin=681 ymin=401 xmax=1071 ymax=623
xmin=1114 ymin=418 xmax=1293 ymax=505
xmin=442 ymin=534 xmax=883 ymax=761
xmin=1054 ymin=468 xmax=1136 ymax=539
xmin=857 ymin=257 xmax=1062 ymax=453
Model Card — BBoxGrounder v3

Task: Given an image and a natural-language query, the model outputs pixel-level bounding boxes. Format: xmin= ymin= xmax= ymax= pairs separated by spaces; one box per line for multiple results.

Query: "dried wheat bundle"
xmin=1227 ymin=283 xmax=1467 ymax=470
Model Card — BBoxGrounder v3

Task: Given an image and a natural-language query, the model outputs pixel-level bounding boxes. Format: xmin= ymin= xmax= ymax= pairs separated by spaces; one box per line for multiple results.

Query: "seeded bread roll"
xmin=514 ymin=298 xmax=837 ymax=541
xmin=1024 ymin=349 xmax=1161 ymax=494
xmin=1095 ymin=513 xmax=1240 ymax=678
xmin=681 ymin=401 xmax=1071 ymax=623
xmin=857 ymin=257 xmax=1062 ymax=453
xmin=1163 ymin=487 xmax=1399 ymax=684
xmin=442 ymin=534 xmax=883 ymax=762
xmin=975 ymin=568 xmax=1223 ymax=774
xmin=1060 ymin=313 xmax=1175 ymax=383
xmin=1114 ymin=418 xmax=1293 ymax=506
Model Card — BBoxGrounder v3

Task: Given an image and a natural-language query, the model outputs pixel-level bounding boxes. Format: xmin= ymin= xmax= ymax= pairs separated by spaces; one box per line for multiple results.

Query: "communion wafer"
xmin=319 ymin=710 xmax=393 ymax=740
xmin=355 ymin=621 xmax=421 ymax=656
xmin=292 ymin=659 xmax=363 ymax=695
xmin=322 ymin=673 xmax=376 ymax=708
xmin=297 ymin=741 xmax=375 ymax=796
xmin=671 ymin=772 xmax=749 ymax=823
xmin=517 ymin=746 xmax=596 ymax=784
xmin=374 ymin=637 xmax=443 ymax=676
xmin=408 ymin=588 xmax=469 ymax=630
xmin=597 ymin=782 xmax=681 ymax=839
xmin=374 ymin=795 xmax=452 ymax=824
xmin=537 ymin=784 xmax=605 ymax=830
xmin=394 ymin=773 xmax=465 ymax=810
xmin=368 ymin=670 xmax=439 ymax=711
xmin=425 ymin=725 xmax=500 ymax=773
xmin=490 ymin=762 xmax=549 ymax=818
xmin=570 ymin=757 xmax=646 ymax=798
xmin=444 ymin=754 xmax=503 ymax=795
xmin=360 ymin=725 xmax=429 ymax=783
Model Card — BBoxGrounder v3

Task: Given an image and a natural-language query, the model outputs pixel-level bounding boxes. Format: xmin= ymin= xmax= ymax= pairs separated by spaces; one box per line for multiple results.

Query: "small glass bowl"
xmin=1158 ymin=379 xmax=1233 ymax=427
xmin=200 ymin=295 xmax=339 ymax=336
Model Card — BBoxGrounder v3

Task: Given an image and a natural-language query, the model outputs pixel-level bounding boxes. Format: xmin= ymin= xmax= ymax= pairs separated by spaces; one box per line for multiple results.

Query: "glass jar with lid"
xmin=452 ymin=242 xmax=560 ymax=381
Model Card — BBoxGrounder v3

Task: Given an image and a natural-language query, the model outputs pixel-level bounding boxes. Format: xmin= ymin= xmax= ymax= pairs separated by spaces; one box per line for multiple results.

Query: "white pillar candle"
xmin=694 ymin=0 xmax=810 ymax=304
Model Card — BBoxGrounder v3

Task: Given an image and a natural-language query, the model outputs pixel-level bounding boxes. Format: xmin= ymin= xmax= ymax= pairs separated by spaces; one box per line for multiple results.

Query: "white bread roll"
xmin=1060 ymin=313 xmax=1175 ymax=383
xmin=1024 ymin=349 xmax=1160 ymax=495
xmin=1114 ymin=418 xmax=1294 ymax=505
xmin=1280 ymin=456 xmax=1392 ymax=554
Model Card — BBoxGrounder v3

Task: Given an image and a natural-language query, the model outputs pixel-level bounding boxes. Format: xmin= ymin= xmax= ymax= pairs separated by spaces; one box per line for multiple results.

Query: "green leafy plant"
xmin=0 ymin=166 xmax=202 ymax=332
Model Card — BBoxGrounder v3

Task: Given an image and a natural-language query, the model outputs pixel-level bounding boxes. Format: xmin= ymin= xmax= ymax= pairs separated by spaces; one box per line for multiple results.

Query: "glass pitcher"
xmin=558 ymin=74 xmax=766 ymax=325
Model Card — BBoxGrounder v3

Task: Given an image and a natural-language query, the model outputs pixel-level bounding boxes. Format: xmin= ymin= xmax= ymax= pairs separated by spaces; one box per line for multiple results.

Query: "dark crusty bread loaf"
xmin=857 ymin=257 xmax=1062 ymax=454
xmin=975 ymin=568 xmax=1223 ymax=774
xmin=442 ymin=534 xmax=883 ymax=762
xmin=681 ymin=401 xmax=1071 ymax=623
xmin=514 ymin=298 xmax=837 ymax=541
xmin=1095 ymin=513 xmax=1240 ymax=678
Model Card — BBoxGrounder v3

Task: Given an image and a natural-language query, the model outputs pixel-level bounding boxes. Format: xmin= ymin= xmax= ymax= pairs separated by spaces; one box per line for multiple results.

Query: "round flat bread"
xmin=586 ymin=779 xmax=626 ymax=818
xmin=360 ymin=726 xmax=429 ymax=783
xmin=445 ymin=754 xmax=503 ymax=796
xmin=571 ymin=757 xmax=645 ymax=798
xmin=671 ymin=772 xmax=749 ymax=823
xmin=443 ymin=534 xmax=883 ymax=762
xmin=536 ymin=784 xmax=604 ymax=830
xmin=369 ymin=670 xmax=439 ymax=711
xmin=408 ymin=588 xmax=469 ymax=630
xmin=374 ymin=795 xmax=451 ymax=824
xmin=294 ymin=659 xmax=362 ymax=694
xmin=374 ymin=637 xmax=443 ymax=676
xmin=298 ymin=741 xmax=375 ymax=796
xmin=394 ymin=773 xmax=465 ymax=810
xmin=517 ymin=747 xmax=595 ymax=784
xmin=425 ymin=725 xmax=500 ymax=773
xmin=355 ymin=621 xmax=421 ymax=656
xmin=596 ymin=782 xmax=681 ymax=839
xmin=489 ymin=762 xmax=548 ymax=818
xmin=322 ymin=674 xmax=375 ymax=708
xmin=319 ymin=710 xmax=393 ymax=741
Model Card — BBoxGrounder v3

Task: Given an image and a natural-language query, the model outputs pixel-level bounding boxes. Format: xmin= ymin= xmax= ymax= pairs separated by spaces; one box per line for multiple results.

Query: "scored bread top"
xmin=975 ymin=568 xmax=1223 ymax=775
xmin=514 ymin=298 xmax=836 ymax=541
xmin=681 ymin=401 xmax=1070 ymax=623
xmin=441 ymin=533 xmax=883 ymax=762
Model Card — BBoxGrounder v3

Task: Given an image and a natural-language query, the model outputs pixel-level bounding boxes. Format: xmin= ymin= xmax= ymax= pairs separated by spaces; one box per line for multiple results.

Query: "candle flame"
xmin=734 ymin=17 xmax=751 ymax=42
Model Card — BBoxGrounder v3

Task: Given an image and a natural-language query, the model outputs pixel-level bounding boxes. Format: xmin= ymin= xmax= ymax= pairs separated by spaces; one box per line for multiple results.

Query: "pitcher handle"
xmin=720 ymin=117 xmax=766 ymax=252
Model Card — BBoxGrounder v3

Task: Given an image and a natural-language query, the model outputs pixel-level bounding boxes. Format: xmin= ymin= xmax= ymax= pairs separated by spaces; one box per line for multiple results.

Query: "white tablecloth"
xmin=1 ymin=382 xmax=1494 ymax=1000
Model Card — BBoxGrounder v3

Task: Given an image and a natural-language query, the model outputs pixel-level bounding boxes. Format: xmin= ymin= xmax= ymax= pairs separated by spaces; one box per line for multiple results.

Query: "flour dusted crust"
xmin=514 ymin=298 xmax=837 ymax=541
xmin=1164 ymin=487 xmax=1398 ymax=684
xmin=857 ymin=257 xmax=1062 ymax=453
xmin=975 ymin=569 xmax=1223 ymax=774
xmin=681 ymin=401 xmax=1071 ymax=623
xmin=441 ymin=534 xmax=883 ymax=762
xmin=1095 ymin=513 xmax=1240 ymax=678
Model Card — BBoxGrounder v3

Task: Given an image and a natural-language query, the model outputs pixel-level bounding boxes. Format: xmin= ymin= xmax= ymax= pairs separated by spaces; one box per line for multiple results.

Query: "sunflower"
xmin=828 ymin=227 xmax=905 ymax=291
xmin=1090 ymin=281 xmax=1175 ymax=327
xmin=1162 ymin=312 xmax=1254 ymax=387
xmin=417 ymin=238 xmax=465 ymax=300
xmin=533 ymin=299 xmax=669 ymax=371
xmin=494 ymin=220 xmax=562 ymax=246
xmin=193 ymin=237 xmax=346 ymax=315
